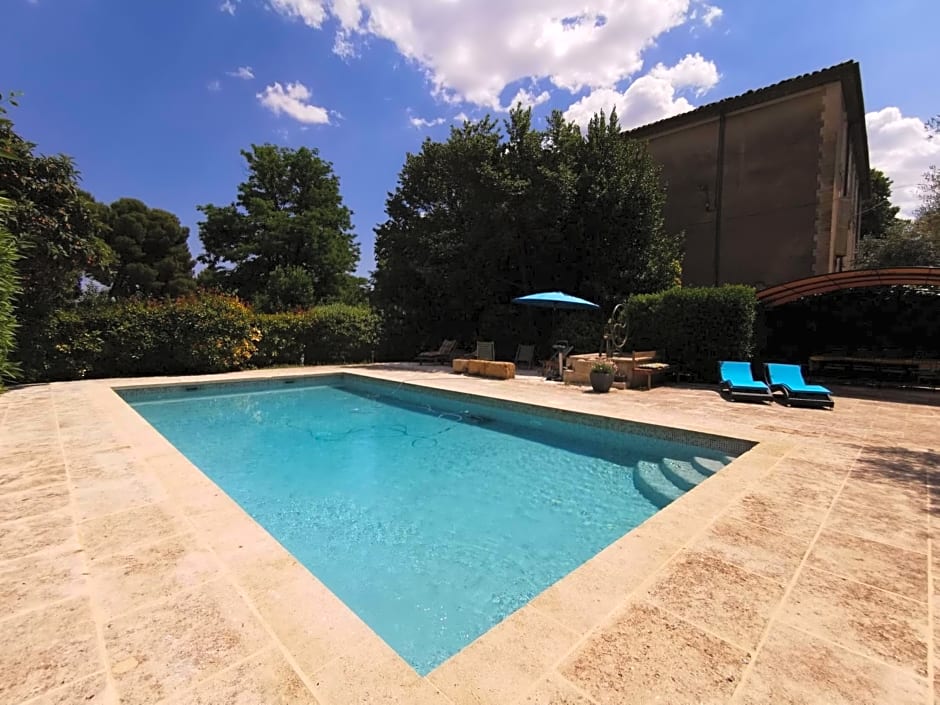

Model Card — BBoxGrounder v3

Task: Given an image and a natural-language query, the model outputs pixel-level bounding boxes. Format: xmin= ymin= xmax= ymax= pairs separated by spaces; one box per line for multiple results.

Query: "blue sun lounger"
xmin=765 ymin=363 xmax=835 ymax=409
xmin=718 ymin=361 xmax=773 ymax=403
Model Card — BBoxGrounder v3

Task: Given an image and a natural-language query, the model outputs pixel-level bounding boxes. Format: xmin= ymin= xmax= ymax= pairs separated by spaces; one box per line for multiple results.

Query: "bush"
xmin=21 ymin=295 xmax=378 ymax=381
xmin=626 ymin=286 xmax=758 ymax=381
xmin=253 ymin=305 xmax=378 ymax=367
xmin=0 ymin=202 xmax=19 ymax=386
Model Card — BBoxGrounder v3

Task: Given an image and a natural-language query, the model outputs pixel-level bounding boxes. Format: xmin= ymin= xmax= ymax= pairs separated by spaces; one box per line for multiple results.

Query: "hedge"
xmin=626 ymin=285 xmax=758 ymax=381
xmin=22 ymin=294 xmax=378 ymax=382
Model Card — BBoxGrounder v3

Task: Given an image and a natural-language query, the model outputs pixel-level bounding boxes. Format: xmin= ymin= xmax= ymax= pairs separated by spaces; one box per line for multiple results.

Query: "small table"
xmin=633 ymin=363 xmax=672 ymax=390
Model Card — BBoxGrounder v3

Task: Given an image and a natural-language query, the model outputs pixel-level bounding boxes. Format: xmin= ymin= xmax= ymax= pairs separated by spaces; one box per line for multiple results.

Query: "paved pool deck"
xmin=1 ymin=364 xmax=938 ymax=705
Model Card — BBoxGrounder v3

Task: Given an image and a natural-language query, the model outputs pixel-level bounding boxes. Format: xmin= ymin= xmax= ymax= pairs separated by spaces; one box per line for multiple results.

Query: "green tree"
xmin=197 ymin=144 xmax=359 ymax=311
xmin=0 ymin=99 xmax=111 ymax=378
xmin=856 ymin=220 xmax=939 ymax=268
xmin=96 ymin=198 xmax=195 ymax=299
xmin=860 ymin=168 xmax=901 ymax=240
xmin=372 ymin=107 xmax=681 ymax=357
xmin=0 ymin=196 xmax=19 ymax=385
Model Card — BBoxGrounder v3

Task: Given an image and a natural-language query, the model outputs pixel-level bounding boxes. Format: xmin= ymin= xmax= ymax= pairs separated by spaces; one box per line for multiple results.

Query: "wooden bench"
xmin=452 ymin=359 xmax=515 ymax=380
xmin=628 ymin=351 xmax=672 ymax=390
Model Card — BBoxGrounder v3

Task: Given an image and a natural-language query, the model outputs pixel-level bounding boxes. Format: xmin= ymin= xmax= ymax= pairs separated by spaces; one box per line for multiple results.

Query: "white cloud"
xmin=227 ymin=66 xmax=255 ymax=80
xmin=220 ymin=0 xmax=238 ymax=15
xmin=268 ymin=0 xmax=702 ymax=111
xmin=649 ymin=52 xmax=718 ymax=96
xmin=207 ymin=80 xmax=222 ymax=92
xmin=269 ymin=0 xmax=327 ymax=28
xmin=257 ymin=81 xmax=331 ymax=124
xmin=409 ymin=115 xmax=445 ymax=128
xmin=866 ymin=107 xmax=940 ymax=218
xmin=564 ymin=53 xmax=719 ymax=129
xmin=701 ymin=4 xmax=722 ymax=26
xmin=453 ymin=112 xmax=470 ymax=123
xmin=504 ymin=87 xmax=551 ymax=111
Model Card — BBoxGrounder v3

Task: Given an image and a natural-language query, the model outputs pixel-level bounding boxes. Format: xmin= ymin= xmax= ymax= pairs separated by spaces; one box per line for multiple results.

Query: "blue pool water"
xmin=122 ymin=376 xmax=736 ymax=674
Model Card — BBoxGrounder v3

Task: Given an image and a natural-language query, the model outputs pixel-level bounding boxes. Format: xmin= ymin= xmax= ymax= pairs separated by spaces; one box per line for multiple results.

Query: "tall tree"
xmin=0 ymin=94 xmax=21 ymax=384
xmin=0 ymin=101 xmax=111 ymax=376
xmin=860 ymin=168 xmax=901 ymax=240
xmin=96 ymin=198 xmax=195 ymax=299
xmin=198 ymin=144 xmax=359 ymax=311
xmin=372 ymin=108 xmax=682 ymax=357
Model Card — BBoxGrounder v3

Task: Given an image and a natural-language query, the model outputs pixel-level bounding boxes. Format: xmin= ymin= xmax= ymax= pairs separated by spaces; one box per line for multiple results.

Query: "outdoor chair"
xmin=718 ymin=361 xmax=773 ymax=403
xmin=415 ymin=339 xmax=458 ymax=365
xmin=468 ymin=341 xmax=495 ymax=361
xmin=514 ymin=344 xmax=535 ymax=369
xmin=765 ymin=363 xmax=835 ymax=409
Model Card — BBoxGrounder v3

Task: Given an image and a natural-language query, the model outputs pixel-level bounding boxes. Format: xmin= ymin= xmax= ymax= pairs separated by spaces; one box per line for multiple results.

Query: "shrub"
xmin=253 ymin=305 xmax=378 ymax=367
xmin=22 ymin=295 xmax=378 ymax=381
xmin=626 ymin=285 xmax=758 ymax=381
xmin=0 ymin=200 xmax=19 ymax=386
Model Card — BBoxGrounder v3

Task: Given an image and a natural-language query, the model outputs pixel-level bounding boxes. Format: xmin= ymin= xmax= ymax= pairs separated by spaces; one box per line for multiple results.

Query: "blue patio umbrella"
xmin=511 ymin=291 xmax=600 ymax=311
xmin=511 ymin=292 xmax=600 ymax=378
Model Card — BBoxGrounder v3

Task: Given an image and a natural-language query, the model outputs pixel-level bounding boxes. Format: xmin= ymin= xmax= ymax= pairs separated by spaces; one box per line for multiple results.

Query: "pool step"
xmin=691 ymin=456 xmax=723 ymax=476
xmin=634 ymin=461 xmax=684 ymax=509
xmin=660 ymin=458 xmax=711 ymax=492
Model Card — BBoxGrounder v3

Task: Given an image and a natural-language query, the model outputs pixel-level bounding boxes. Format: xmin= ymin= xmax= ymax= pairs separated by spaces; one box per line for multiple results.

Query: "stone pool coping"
xmin=2 ymin=364 xmax=937 ymax=704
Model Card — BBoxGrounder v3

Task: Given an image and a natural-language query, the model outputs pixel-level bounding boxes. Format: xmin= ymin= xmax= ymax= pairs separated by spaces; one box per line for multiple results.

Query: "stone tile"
xmin=826 ymin=495 xmax=928 ymax=554
xmin=724 ymin=492 xmax=827 ymax=541
xmin=779 ymin=567 xmax=927 ymax=676
xmin=78 ymin=501 xmax=184 ymax=560
xmin=757 ymin=465 xmax=844 ymax=508
xmin=838 ymin=476 xmax=926 ymax=514
xmin=562 ymin=601 xmax=749 ymax=705
xmin=807 ymin=529 xmax=927 ymax=602
xmin=104 ymin=579 xmax=271 ymax=705
xmin=0 ymin=546 xmax=87 ymax=620
xmin=28 ymin=671 xmax=115 ymax=705
xmin=519 ymin=674 xmax=594 ymax=704
xmin=0 ymin=482 xmax=69 ymax=522
xmin=429 ymin=606 xmax=579 ymax=705
xmin=0 ymin=509 xmax=77 ymax=562
xmin=643 ymin=552 xmax=785 ymax=650
xmin=73 ymin=473 xmax=166 ymax=522
xmin=0 ymin=459 xmax=67 ymax=494
xmin=692 ymin=516 xmax=808 ymax=582
xmin=87 ymin=533 xmax=219 ymax=619
xmin=734 ymin=624 xmax=927 ymax=705
xmin=0 ymin=597 xmax=101 ymax=703
xmin=221 ymin=536 xmax=376 ymax=678
xmin=529 ymin=528 xmax=678 ymax=633
xmin=314 ymin=637 xmax=450 ymax=705
xmin=174 ymin=647 xmax=320 ymax=705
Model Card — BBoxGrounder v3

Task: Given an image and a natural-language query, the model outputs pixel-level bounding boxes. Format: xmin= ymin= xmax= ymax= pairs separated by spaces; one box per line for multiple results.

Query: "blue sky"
xmin=4 ymin=0 xmax=939 ymax=276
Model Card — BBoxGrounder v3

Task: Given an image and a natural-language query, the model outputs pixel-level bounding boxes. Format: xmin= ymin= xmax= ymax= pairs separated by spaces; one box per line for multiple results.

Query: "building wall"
xmin=641 ymin=82 xmax=858 ymax=289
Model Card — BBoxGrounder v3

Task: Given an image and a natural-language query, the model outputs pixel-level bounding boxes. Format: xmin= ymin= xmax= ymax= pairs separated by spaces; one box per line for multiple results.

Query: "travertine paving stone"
xmin=780 ymin=567 xmax=928 ymax=676
xmin=562 ymin=601 xmax=750 ymax=705
xmin=643 ymin=551 xmax=786 ymax=650
xmin=0 ymin=368 xmax=937 ymax=704
xmin=0 ymin=597 xmax=101 ymax=703
xmin=733 ymin=624 xmax=928 ymax=705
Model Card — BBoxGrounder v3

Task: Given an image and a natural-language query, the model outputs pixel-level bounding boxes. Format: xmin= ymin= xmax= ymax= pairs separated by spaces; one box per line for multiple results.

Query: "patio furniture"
xmin=452 ymin=358 xmax=515 ymax=379
xmin=765 ymin=363 xmax=835 ymax=409
xmin=416 ymin=339 xmax=457 ymax=365
xmin=718 ymin=361 xmax=773 ymax=403
xmin=468 ymin=341 xmax=495 ymax=361
xmin=514 ymin=344 xmax=535 ymax=369
xmin=631 ymin=351 xmax=672 ymax=390
xmin=544 ymin=342 xmax=573 ymax=381
xmin=916 ymin=361 xmax=940 ymax=387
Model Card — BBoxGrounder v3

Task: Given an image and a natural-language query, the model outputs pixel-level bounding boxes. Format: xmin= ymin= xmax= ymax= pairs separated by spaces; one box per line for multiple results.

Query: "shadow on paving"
xmin=852 ymin=445 xmax=940 ymax=514
xmin=826 ymin=384 xmax=940 ymax=408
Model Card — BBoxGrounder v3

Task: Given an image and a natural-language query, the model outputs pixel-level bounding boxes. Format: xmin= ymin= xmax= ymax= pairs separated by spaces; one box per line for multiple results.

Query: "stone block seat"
xmin=563 ymin=351 xmax=671 ymax=389
xmin=452 ymin=359 xmax=516 ymax=380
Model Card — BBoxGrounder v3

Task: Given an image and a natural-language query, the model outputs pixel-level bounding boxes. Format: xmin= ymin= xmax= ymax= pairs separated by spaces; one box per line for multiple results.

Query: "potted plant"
xmin=590 ymin=360 xmax=617 ymax=393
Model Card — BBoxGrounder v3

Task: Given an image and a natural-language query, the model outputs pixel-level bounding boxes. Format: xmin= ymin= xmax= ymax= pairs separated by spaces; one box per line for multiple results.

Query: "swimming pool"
xmin=121 ymin=375 xmax=741 ymax=674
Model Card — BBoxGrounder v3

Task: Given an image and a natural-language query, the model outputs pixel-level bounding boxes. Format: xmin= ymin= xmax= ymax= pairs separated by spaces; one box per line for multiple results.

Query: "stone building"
xmin=627 ymin=61 xmax=870 ymax=289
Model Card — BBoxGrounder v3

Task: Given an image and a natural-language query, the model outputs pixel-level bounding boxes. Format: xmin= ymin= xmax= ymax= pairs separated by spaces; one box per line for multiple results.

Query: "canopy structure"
xmin=756 ymin=267 xmax=940 ymax=308
xmin=511 ymin=291 xmax=600 ymax=310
